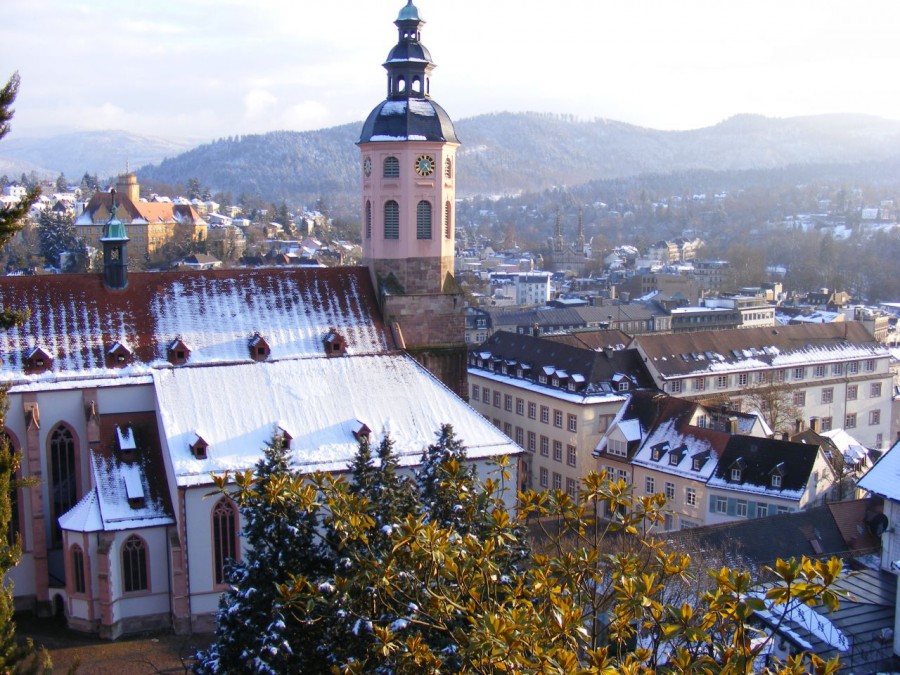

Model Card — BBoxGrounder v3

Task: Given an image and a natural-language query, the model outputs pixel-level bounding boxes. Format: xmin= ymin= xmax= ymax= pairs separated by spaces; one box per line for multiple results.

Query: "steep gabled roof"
xmin=0 ymin=267 xmax=391 ymax=383
xmin=615 ymin=392 xmax=729 ymax=475
xmin=708 ymin=435 xmax=821 ymax=500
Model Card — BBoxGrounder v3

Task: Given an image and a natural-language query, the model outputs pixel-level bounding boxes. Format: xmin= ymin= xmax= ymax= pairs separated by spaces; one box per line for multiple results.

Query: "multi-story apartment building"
xmin=490 ymin=272 xmax=552 ymax=306
xmin=596 ymin=391 xmax=833 ymax=532
xmin=468 ymin=331 xmax=653 ymax=496
xmin=632 ymin=322 xmax=893 ymax=450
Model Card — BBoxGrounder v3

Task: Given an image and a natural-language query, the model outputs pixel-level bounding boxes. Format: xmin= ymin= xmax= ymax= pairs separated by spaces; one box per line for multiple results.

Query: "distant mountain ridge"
xmin=0 ymin=130 xmax=197 ymax=180
xmin=4 ymin=113 xmax=900 ymax=201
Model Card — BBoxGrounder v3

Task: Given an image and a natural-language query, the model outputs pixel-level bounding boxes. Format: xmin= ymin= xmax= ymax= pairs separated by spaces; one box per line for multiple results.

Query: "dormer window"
xmin=618 ymin=381 xmax=630 ymax=392
xmin=516 ymin=368 xmax=523 ymax=378
xmin=190 ymin=434 xmax=208 ymax=460
xmin=123 ymin=465 xmax=145 ymax=509
xmin=325 ymin=331 xmax=347 ymax=357
xmin=669 ymin=453 xmax=680 ymax=466
xmin=651 ymin=443 xmax=668 ymax=462
xmin=24 ymin=346 xmax=53 ymax=374
xmin=538 ymin=374 xmax=547 ymax=384
xmin=693 ymin=457 xmax=702 ymax=471
xmin=106 ymin=341 xmax=132 ymax=368
xmin=770 ymin=462 xmax=785 ymax=488
xmin=552 ymin=377 xmax=559 ymax=387
xmin=567 ymin=381 xmax=576 ymax=391
xmin=116 ymin=425 xmax=137 ymax=459
xmin=249 ymin=333 xmax=271 ymax=361
xmin=731 ymin=468 xmax=741 ymax=481
xmin=167 ymin=338 xmax=191 ymax=366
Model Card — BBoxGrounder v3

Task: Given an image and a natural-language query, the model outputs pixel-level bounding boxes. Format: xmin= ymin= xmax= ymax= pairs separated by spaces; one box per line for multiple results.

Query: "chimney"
xmin=794 ymin=418 xmax=803 ymax=434
xmin=532 ymin=323 xmax=540 ymax=337
xmin=729 ymin=416 xmax=738 ymax=434
xmin=781 ymin=432 xmax=790 ymax=441
xmin=810 ymin=417 xmax=820 ymax=433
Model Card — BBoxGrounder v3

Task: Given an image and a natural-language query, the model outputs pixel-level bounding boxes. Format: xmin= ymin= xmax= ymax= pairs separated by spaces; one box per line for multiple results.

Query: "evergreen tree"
xmin=195 ymin=433 xmax=332 ymax=674
xmin=0 ymin=71 xmax=50 ymax=673
xmin=186 ymin=177 xmax=201 ymax=200
xmin=54 ymin=173 xmax=67 ymax=194
xmin=37 ymin=209 xmax=77 ymax=269
xmin=348 ymin=434 xmax=417 ymax=555
xmin=417 ymin=423 xmax=472 ymax=530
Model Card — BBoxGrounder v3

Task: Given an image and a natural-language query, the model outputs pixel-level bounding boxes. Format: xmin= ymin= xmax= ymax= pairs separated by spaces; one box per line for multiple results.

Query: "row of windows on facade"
xmin=667 ymin=359 xmax=880 ymax=393
xmin=528 ymin=463 xmax=578 ymax=496
xmin=610 ymin=469 xmax=795 ymax=518
xmin=364 ymin=200 xmax=452 ymax=241
xmin=375 ymin=156 xmax=452 ymax=179
xmin=473 ymin=385 xmax=579 ymax=431
xmin=494 ymin=419 xmax=579 ymax=467
xmin=66 ymin=498 xmax=238 ymax=597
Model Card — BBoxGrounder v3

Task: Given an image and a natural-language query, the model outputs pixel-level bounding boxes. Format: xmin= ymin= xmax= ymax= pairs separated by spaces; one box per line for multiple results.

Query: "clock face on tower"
xmin=363 ymin=157 xmax=372 ymax=177
xmin=415 ymin=154 xmax=435 ymax=177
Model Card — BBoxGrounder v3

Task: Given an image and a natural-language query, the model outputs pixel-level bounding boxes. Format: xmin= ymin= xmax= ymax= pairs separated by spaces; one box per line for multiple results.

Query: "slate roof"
xmin=708 ymin=435 xmax=821 ymax=500
xmin=0 ymin=267 xmax=391 ymax=384
xmin=634 ymin=322 xmax=885 ymax=378
xmin=758 ymin=569 xmax=896 ymax=673
xmin=472 ymin=331 xmax=654 ymax=394
xmin=667 ymin=503 xmax=864 ymax=567
xmin=543 ymin=329 xmax=631 ymax=351
xmin=359 ymin=98 xmax=459 ymax=144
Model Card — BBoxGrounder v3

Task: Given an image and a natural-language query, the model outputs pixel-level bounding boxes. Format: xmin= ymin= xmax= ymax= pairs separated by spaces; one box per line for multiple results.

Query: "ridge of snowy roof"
xmin=155 ymin=354 xmax=520 ymax=487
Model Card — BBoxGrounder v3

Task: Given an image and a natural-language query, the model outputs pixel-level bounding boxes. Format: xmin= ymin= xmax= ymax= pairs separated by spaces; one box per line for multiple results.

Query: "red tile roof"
xmin=0 ymin=267 xmax=391 ymax=382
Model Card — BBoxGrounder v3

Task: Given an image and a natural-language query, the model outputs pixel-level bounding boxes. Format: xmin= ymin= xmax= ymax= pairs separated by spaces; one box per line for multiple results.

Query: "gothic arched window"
xmin=71 ymin=544 xmax=85 ymax=594
xmin=122 ymin=535 xmax=148 ymax=593
xmin=49 ymin=425 xmax=77 ymax=546
xmin=212 ymin=498 xmax=238 ymax=585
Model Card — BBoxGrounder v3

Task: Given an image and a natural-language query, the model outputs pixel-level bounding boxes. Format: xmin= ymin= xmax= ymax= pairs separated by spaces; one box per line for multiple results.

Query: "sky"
xmin=4 ymin=0 xmax=900 ymax=143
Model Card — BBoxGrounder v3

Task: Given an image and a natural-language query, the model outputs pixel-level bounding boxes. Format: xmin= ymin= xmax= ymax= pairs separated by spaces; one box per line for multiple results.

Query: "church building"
xmin=1 ymin=1 xmax=517 ymax=639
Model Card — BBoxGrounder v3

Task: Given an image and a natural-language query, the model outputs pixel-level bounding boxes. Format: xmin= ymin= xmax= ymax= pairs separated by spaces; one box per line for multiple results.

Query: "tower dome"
xmin=358 ymin=0 xmax=458 ymax=144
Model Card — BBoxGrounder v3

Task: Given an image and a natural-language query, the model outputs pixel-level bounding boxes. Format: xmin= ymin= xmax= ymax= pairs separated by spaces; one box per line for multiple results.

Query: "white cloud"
xmin=243 ymin=89 xmax=278 ymax=118
xmin=278 ymin=101 xmax=331 ymax=132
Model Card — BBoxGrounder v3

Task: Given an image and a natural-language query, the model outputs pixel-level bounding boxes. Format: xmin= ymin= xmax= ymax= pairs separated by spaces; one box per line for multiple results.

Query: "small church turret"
xmin=358 ymin=1 xmax=466 ymax=397
xmin=101 ymin=189 xmax=129 ymax=290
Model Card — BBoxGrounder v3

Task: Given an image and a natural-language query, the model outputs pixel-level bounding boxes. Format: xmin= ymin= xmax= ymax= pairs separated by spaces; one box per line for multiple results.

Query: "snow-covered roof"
xmin=637 ymin=322 xmax=885 ymax=379
xmin=154 ymin=354 xmax=520 ymax=487
xmin=60 ymin=450 xmax=174 ymax=533
xmin=859 ymin=439 xmax=900 ymax=500
xmin=0 ymin=267 xmax=390 ymax=384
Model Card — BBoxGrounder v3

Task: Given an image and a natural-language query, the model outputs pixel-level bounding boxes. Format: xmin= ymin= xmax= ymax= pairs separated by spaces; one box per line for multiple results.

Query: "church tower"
xmin=358 ymin=1 xmax=466 ymax=396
